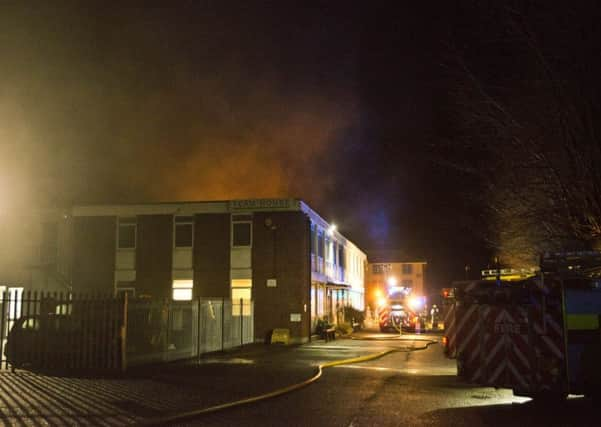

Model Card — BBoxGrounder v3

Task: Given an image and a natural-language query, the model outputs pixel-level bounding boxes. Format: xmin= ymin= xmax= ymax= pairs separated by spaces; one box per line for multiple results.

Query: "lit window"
xmin=232 ymin=287 xmax=251 ymax=300
xmin=174 ymin=216 xmax=194 ymax=248
xmin=326 ymin=238 xmax=334 ymax=263
xmin=173 ymin=279 xmax=193 ymax=301
xmin=231 ymin=279 xmax=252 ymax=315
xmin=118 ymin=217 xmax=136 ymax=249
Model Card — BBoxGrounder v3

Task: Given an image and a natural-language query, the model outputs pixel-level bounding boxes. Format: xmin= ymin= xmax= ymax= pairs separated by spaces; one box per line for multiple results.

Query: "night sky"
xmin=1 ymin=2 xmax=522 ymax=289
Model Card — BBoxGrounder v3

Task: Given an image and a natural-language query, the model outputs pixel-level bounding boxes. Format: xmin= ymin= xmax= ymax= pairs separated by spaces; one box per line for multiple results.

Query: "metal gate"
xmin=1 ymin=292 xmax=254 ymax=371
xmin=0 ymin=290 xmax=125 ymax=371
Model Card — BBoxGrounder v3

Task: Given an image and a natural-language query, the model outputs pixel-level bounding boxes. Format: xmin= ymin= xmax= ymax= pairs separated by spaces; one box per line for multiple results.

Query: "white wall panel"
xmin=173 ymin=248 xmax=193 ymax=269
xmin=230 ymin=247 xmax=251 ymax=269
xmin=115 ymin=250 xmax=135 ymax=270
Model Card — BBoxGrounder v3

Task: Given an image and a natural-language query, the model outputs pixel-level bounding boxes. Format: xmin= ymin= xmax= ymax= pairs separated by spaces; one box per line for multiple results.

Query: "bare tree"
xmin=444 ymin=2 xmax=601 ymax=265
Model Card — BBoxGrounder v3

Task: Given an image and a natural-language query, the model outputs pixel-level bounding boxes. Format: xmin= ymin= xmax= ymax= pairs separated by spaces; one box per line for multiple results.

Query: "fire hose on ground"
xmin=138 ymin=337 xmax=438 ymax=426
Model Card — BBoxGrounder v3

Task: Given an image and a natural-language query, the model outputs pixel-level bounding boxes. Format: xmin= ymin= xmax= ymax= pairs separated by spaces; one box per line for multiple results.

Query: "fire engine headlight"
xmin=391 ymin=304 xmax=402 ymax=310
xmin=408 ymin=297 xmax=424 ymax=311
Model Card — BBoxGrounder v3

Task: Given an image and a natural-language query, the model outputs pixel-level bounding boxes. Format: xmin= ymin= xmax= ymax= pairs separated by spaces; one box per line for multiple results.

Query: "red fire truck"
xmin=442 ymin=252 xmax=601 ymax=399
xmin=378 ymin=287 xmax=426 ymax=333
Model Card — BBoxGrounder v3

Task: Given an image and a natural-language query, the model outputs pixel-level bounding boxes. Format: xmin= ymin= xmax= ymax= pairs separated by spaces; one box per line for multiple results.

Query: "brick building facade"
xmin=19 ymin=199 xmax=366 ymax=343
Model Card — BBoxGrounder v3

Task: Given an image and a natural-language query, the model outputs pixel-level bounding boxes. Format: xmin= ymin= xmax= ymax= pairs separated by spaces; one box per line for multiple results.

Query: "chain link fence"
xmin=126 ymin=298 xmax=254 ymax=367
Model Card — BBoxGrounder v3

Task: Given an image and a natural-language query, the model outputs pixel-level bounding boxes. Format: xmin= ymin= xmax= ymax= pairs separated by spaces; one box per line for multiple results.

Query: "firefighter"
xmin=430 ymin=304 xmax=439 ymax=329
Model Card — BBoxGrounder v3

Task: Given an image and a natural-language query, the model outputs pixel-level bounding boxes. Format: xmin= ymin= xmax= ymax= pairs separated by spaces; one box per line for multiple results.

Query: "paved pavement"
xmin=0 ymin=332 xmax=413 ymax=426
xmin=8 ymin=330 xmax=595 ymax=427
xmin=183 ymin=332 xmax=600 ymax=427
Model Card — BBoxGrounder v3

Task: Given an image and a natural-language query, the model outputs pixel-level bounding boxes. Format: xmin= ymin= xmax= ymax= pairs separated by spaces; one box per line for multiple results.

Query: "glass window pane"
xmin=118 ymin=224 xmax=136 ymax=248
xmin=173 ymin=279 xmax=193 ymax=289
xmin=175 ymin=223 xmax=193 ymax=247
xmin=233 ymin=222 xmax=251 ymax=246
xmin=231 ymin=279 xmax=252 ymax=288
xmin=232 ymin=300 xmax=252 ymax=316
xmin=232 ymin=288 xmax=251 ymax=300
xmin=317 ymin=232 xmax=324 ymax=257
xmin=173 ymin=288 xmax=192 ymax=301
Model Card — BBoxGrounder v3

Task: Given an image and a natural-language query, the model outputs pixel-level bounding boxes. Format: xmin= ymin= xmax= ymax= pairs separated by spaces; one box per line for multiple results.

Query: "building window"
xmin=174 ymin=216 xmax=194 ymax=248
xmin=232 ymin=215 xmax=252 ymax=247
xmin=118 ymin=217 xmax=136 ymax=249
xmin=338 ymin=246 xmax=345 ymax=269
xmin=231 ymin=279 xmax=252 ymax=315
xmin=402 ymin=279 xmax=413 ymax=288
xmin=372 ymin=264 xmax=383 ymax=274
xmin=317 ymin=230 xmax=324 ymax=258
xmin=402 ymin=264 xmax=413 ymax=275
xmin=172 ymin=279 xmax=193 ymax=301
xmin=310 ymin=224 xmax=316 ymax=255
xmin=332 ymin=240 xmax=338 ymax=265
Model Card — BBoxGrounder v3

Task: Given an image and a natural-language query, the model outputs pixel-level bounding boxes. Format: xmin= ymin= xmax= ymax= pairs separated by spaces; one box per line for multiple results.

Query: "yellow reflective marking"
xmin=566 ymin=314 xmax=599 ymax=330
xmin=271 ymin=328 xmax=290 ymax=344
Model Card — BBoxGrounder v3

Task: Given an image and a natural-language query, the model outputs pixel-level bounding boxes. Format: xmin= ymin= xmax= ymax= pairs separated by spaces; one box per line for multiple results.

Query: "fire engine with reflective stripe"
xmin=442 ymin=253 xmax=601 ymax=399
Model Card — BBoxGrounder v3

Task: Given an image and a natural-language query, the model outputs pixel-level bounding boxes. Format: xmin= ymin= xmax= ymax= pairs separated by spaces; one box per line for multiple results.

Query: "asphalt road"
xmin=180 ymin=331 xmax=600 ymax=427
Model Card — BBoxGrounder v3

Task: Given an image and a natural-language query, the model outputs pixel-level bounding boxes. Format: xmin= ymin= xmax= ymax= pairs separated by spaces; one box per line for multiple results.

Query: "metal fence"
xmin=197 ymin=299 xmax=254 ymax=354
xmin=0 ymin=290 xmax=124 ymax=371
xmin=126 ymin=298 xmax=254 ymax=367
xmin=0 ymin=291 xmax=254 ymax=371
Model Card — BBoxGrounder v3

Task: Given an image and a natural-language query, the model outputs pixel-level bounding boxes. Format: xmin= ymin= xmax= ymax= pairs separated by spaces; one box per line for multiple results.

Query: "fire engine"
xmin=442 ymin=251 xmax=601 ymax=399
xmin=378 ymin=286 xmax=426 ymax=333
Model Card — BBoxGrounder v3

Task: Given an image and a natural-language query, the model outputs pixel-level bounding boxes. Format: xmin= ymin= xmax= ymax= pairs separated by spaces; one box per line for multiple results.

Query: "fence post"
xmin=0 ymin=291 xmax=6 ymax=370
xmin=240 ymin=298 xmax=243 ymax=347
xmin=221 ymin=297 xmax=225 ymax=352
xmin=10 ymin=290 xmax=18 ymax=372
xmin=120 ymin=292 xmax=128 ymax=372
xmin=164 ymin=299 xmax=170 ymax=362
xmin=197 ymin=297 xmax=202 ymax=359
